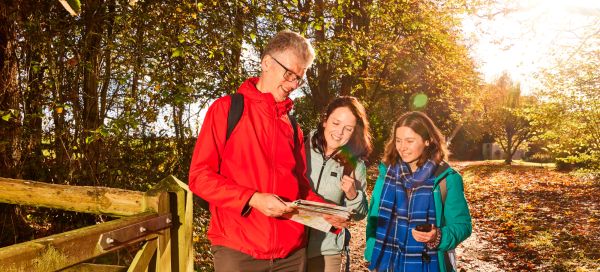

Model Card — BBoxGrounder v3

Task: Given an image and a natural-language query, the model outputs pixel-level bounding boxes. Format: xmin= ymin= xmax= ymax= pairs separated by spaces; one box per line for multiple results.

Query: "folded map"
xmin=286 ymin=200 xmax=353 ymax=232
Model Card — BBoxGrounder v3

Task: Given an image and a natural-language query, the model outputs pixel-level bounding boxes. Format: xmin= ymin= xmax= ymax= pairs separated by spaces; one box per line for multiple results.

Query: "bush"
xmin=555 ymin=152 xmax=600 ymax=171
xmin=526 ymin=152 xmax=555 ymax=163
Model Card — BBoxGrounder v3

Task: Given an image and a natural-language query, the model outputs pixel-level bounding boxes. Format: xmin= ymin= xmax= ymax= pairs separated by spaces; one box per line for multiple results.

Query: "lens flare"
xmin=337 ymin=145 xmax=359 ymax=176
xmin=411 ymin=93 xmax=428 ymax=109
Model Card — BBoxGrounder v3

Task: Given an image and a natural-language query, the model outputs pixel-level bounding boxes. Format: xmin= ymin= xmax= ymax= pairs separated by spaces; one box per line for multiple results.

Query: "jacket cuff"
xmin=426 ymin=228 xmax=442 ymax=249
xmin=240 ymin=191 xmax=256 ymax=217
xmin=345 ymin=191 xmax=364 ymax=206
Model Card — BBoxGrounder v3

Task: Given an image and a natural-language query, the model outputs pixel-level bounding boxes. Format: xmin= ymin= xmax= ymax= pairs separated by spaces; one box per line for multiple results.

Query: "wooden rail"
xmin=0 ymin=175 xmax=193 ymax=272
xmin=0 ymin=177 xmax=159 ymax=216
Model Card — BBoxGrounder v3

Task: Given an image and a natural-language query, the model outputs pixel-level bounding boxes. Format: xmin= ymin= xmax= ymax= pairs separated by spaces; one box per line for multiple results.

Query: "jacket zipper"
xmin=315 ymin=148 xmax=340 ymax=192
xmin=405 ymin=187 xmax=414 ymax=253
xmin=270 ymin=109 xmax=278 ymax=261
xmin=315 ymin=159 xmax=328 ymax=192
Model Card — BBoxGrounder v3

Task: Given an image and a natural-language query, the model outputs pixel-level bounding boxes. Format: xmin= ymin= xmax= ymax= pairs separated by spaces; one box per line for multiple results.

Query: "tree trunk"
xmin=80 ymin=0 xmax=105 ymax=184
xmin=216 ymin=1 xmax=245 ymax=94
xmin=0 ymin=0 xmax=37 ymax=249
xmin=229 ymin=1 xmax=244 ymax=86
xmin=338 ymin=0 xmax=353 ymax=96
xmin=99 ymin=0 xmax=115 ymax=122
xmin=312 ymin=0 xmax=332 ymax=113
xmin=504 ymin=134 xmax=513 ymax=164
xmin=22 ymin=46 xmax=44 ymax=180
xmin=0 ymin=0 xmax=22 ymax=179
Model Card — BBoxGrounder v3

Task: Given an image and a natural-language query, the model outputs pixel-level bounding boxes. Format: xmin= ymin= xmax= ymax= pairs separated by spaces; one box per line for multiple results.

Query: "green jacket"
xmin=305 ymin=131 xmax=369 ymax=258
xmin=364 ymin=162 xmax=472 ymax=272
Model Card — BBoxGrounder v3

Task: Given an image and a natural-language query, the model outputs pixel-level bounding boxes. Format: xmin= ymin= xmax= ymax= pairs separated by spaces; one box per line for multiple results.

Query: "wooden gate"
xmin=0 ymin=175 xmax=193 ymax=272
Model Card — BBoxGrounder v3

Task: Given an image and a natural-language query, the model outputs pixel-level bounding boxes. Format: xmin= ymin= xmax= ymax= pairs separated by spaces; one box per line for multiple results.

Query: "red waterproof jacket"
xmin=189 ymin=77 xmax=324 ymax=259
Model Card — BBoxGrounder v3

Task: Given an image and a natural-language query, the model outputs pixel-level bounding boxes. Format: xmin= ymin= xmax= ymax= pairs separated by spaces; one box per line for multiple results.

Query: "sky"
xmin=461 ymin=0 xmax=600 ymax=94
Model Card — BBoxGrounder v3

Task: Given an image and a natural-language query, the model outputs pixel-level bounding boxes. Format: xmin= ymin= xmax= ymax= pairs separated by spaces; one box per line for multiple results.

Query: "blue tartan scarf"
xmin=369 ymin=160 xmax=439 ymax=272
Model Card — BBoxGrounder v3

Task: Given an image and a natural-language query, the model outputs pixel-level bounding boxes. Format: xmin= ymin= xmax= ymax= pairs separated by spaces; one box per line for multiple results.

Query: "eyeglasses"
xmin=269 ymin=55 xmax=306 ymax=86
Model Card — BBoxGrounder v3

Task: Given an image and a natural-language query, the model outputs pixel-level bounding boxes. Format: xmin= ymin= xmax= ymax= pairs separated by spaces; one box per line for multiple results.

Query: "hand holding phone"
xmin=415 ymin=224 xmax=432 ymax=232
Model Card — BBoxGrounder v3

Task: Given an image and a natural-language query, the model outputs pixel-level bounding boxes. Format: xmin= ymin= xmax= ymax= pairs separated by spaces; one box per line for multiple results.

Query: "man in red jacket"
xmin=189 ymin=30 xmax=346 ymax=271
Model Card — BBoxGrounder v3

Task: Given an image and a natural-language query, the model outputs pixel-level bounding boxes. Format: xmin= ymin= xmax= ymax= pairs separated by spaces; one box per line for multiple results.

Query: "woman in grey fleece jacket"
xmin=305 ymin=96 xmax=373 ymax=272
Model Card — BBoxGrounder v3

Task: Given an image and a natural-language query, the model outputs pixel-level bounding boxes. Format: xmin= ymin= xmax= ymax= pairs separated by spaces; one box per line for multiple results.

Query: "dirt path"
xmin=345 ymin=161 xmax=504 ymax=271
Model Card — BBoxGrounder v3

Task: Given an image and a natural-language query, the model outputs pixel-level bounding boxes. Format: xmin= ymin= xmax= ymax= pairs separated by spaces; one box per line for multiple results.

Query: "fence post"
xmin=144 ymin=175 xmax=193 ymax=271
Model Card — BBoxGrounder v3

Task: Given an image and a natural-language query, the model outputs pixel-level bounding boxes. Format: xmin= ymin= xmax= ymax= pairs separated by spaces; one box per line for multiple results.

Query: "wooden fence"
xmin=0 ymin=175 xmax=193 ymax=272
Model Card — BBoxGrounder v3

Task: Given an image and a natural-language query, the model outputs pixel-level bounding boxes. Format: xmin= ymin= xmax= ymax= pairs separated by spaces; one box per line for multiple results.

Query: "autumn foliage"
xmin=462 ymin=162 xmax=600 ymax=271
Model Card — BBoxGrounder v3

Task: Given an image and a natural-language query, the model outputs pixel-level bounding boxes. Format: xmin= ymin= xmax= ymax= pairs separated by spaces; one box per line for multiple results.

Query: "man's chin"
xmin=278 ymin=86 xmax=293 ymax=99
xmin=274 ymin=94 xmax=286 ymax=102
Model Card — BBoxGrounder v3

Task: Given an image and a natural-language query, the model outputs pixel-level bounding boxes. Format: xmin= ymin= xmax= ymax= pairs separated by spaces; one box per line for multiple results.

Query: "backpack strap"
xmin=226 ymin=93 xmax=244 ymax=140
xmin=343 ymin=228 xmax=352 ymax=272
xmin=440 ymin=178 xmax=447 ymax=205
xmin=227 ymin=93 xmax=298 ymax=149
xmin=435 ymin=161 xmax=450 ymax=205
xmin=288 ymin=113 xmax=299 ymax=149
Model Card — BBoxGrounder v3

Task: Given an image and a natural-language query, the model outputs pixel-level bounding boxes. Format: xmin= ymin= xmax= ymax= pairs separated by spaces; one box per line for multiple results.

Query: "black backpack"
xmin=197 ymin=93 xmax=299 ymax=210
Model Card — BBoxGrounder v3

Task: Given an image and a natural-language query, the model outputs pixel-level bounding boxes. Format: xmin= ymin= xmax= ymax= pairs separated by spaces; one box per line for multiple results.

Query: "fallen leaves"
xmin=460 ymin=161 xmax=600 ymax=271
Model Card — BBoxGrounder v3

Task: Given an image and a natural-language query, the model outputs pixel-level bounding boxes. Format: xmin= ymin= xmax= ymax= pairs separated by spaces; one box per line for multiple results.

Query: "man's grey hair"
xmin=262 ymin=30 xmax=315 ymax=66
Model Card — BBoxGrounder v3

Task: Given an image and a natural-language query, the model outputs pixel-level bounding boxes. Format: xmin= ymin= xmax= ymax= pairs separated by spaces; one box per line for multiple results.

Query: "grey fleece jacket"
xmin=305 ymin=131 xmax=369 ymax=258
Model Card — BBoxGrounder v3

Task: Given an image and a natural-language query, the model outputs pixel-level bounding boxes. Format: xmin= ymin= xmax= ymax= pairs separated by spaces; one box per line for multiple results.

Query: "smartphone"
xmin=415 ymin=224 xmax=432 ymax=232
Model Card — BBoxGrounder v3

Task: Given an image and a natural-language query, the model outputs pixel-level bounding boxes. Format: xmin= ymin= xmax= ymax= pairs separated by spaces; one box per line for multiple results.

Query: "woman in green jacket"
xmin=365 ymin=111 xmax=471 ymax=272
xmin=305 ymin=96 xmax=373 ymax=272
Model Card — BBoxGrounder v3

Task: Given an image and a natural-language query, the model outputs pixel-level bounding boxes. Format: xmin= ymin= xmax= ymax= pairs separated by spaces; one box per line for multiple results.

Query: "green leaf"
xmin=2 ymin=113 xmax=10 ymax=122
xmin=171 ymin=48 xmax=183 ymax=58
xmin=250 ymin=33 xmax=256 ymax=41
xmin=85 ymin=136 xmax=94 ymax=144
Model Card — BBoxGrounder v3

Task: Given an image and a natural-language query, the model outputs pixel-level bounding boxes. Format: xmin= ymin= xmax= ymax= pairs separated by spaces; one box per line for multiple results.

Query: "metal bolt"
xmin=106 ymin=237 xmax=114 ymax=244
xmin=166 ymin=218 xmax=172 ymax=224
xmin=139 ymin=226 xmax=147 ymax=233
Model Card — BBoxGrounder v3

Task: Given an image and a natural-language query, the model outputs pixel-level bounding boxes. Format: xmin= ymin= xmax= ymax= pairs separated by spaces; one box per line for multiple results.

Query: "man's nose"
xmin=289 ymin=79 xmax=300 ymax=90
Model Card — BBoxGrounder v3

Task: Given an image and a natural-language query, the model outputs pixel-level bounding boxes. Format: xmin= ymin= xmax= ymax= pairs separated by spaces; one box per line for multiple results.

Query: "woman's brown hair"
xmin=311 ymin=96 xmax=373 ymax=166
xmin=382 ymin=111 xmax=448 ymax=167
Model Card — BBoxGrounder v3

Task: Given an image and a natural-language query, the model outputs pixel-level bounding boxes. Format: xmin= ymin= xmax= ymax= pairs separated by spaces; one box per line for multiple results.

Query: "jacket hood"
xmin=237 ymin=77 xmax=294 ymax=117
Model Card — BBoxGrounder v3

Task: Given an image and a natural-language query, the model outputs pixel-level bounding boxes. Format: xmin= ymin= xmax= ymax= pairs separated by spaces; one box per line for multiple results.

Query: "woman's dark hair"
xmin=382 ymin=111 xmax=448 ymax=167
xmin=311 ymin=96 xmax=373 ymax=170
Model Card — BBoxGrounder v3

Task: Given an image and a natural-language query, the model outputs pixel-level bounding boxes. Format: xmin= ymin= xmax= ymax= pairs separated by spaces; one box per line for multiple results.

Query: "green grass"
xmin=485 ymin=159 xmax=556 ymax=169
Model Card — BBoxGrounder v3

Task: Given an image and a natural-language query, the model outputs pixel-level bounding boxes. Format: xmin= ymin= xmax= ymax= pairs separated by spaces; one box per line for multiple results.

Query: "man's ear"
xmin=261 ymin=55 xmax=272 ymax=72
xmin=261 ymin=56 xmax=268 ymax=71
xmin=425 ymin=140 xmax=430 ymax=147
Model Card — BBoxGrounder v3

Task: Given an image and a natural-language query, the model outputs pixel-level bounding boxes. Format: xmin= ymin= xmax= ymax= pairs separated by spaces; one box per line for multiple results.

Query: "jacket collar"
xmin=237 ymin=77 xmax=294 ymax=117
